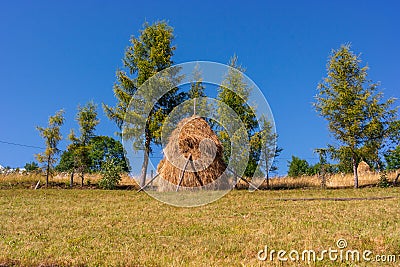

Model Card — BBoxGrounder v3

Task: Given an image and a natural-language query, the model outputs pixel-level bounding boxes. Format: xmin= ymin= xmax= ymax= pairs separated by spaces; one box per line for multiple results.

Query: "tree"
xmin=217 ymin=55 xmax=259 ymax=177
xmin=385 ymin=145 xmax=400 ymax=185
xmin=188 ymin=64 xmax=206 ymax=100
xmin=314 ymin=148 xmax=329 ymax=188
xmin=69 ymin=102 xmax=99 ymax=186
xmin=57 ymin=136 xmax=129 ymax=173
xmin=88 ymin=136 xmax=129 ymax=172
xmin=314 ymin=44 xmax=398 ymax=188
xmin=187 ymin=63 xmax=208 ymax=117
xmin=56 ymin=150 xmax=74 ymax=172
xmin=103 ymin=21 xmax=185 ymax=187
xmin=328 ymin=146 xmax=354 ymax=174
xmin=253 ymin=116 xmax=282 ymax=188
xmin=287 ymin=156 xmax=312 ymax=177
xmin=24 ymin=161 xmax=39 ymax=172
xmin=36 ymin=110 xmax=65 ymax=187
xmin=385 ymin=145 xmax=400 ymax=171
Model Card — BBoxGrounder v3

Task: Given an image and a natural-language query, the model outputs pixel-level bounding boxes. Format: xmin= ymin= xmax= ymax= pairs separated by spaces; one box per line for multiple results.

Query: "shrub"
xmin=98 ymin=158 xmax=123 ymax=190
xmin=385 ymin=146 xmax=400 ymax=171
xmin=24 ymin=161 xmax=39 ymax=172
xmin=377 ymin=171 xmax=390 ymax=188
xmin=288 ymin=156 xmax=312 ymax=177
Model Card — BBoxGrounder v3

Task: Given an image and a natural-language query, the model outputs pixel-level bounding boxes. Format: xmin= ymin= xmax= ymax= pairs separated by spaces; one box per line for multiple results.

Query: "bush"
xmin=98 ymin=158 xmax=123 ymax=190
xmin=288 ymin=156 xmax=312 ymax=177
xmin=385 ymin=146 xmax=400 ymax=171
xmin=24 ymin=162 xmax=39 ymax=172
xmin=377 ymin=171 xmax=390 ymax=188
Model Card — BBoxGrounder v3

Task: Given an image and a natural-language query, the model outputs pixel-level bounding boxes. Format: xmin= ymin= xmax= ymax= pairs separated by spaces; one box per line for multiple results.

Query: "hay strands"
xmin=156 ymin=117 xmax=229 ymax=190
xmin=227 ymin=167 xmax=259 ymax=190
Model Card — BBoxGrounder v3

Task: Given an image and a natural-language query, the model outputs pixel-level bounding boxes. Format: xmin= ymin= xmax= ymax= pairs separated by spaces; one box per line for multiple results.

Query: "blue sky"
xmin=0 ymin=0 xmax=399 ymax=175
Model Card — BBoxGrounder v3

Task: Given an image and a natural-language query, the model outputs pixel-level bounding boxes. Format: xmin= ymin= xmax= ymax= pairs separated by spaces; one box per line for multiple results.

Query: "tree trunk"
xmin=394 ymin=173 xmax=400 ymax=186
xmin=70 ymin=170 xmax=74 ymax=188
xmin=140 ymin=133 xmax=151 ymax=188
xmin=321 ymin=164 xmax=326 ymax=189
xmin=46 ymin=155 xmax=51 ymax=187
xmin=264 ymin=155 xmax=270 ymax=189
xmin=352 ymin=153 xmax=359 ymax=188
xmin=81 ymin=172 xmax=84 ymax=187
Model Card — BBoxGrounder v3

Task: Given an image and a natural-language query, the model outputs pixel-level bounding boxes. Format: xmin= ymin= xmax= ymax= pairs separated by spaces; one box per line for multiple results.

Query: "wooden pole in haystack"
xmin=176 ymin=154 xmax=192 ymax=192
xmin=190 ymin=158 xmax=204 ymax=187
xmin=227 ymin=167 xmax=259 ymax=190
xmin=137 ymin=173 xmax=160 ymax=192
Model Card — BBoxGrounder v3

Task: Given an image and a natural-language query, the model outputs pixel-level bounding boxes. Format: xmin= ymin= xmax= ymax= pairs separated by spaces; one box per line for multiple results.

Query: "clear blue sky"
xmin=0 ymin=0 xmax=399 ymax=175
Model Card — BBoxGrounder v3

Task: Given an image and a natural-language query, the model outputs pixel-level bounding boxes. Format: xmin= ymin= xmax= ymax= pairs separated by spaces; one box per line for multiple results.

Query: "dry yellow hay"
xmin=157 ymin=116 xmax=229 ymax=191
xmin=357 ymin=160 xmax=371 ymax=174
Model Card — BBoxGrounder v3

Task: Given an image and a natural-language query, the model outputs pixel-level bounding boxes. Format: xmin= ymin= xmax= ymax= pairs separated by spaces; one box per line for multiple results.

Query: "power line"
xmin=0 ymin=140 xmax=45 ymax=150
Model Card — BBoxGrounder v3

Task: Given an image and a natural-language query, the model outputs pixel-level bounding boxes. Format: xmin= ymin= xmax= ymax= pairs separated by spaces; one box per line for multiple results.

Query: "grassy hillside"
xmin=1 ymin=188 xmax=399 ymax=266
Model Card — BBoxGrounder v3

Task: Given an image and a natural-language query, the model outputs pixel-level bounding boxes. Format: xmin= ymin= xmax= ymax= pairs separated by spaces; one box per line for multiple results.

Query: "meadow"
xmin=0 ymin=173 xmax=399 ymax=266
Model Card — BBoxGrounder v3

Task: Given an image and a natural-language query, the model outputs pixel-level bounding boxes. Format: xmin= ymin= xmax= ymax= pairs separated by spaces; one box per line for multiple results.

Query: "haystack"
xmin=357 ymin=160 xmax=371 ymax=174
xmin=157 ymin=116 xmax=229 ymax=191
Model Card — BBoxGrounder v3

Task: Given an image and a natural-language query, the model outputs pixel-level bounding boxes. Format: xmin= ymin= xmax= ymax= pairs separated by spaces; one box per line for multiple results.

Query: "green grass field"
xmin=1 ymin=187 xmax=399 ymax=266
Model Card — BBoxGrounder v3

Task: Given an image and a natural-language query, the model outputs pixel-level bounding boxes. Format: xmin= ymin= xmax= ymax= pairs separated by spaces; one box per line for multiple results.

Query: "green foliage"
xmin=56 ymin=150 xmax=74 ymax=172
xmin=188 ymin=64 xmax=206 ymax=99
xmin=287 ymin=156 xmax=313 ymax=177
xmin=328 ymin=146 xmax=355 ymax=174
xmin=385 ymin=145 xmax=400 ymax=171
xmin=377 ymin=171 xmax=390 ymax=188
xmin=70 ymin=101 xmax=99 ymax=146
xmin=36 ymin=110 xmax=65 ymax=186
xmin=99 ymin=158 xmax=123 ymax=190
xmin=68 ymin=102 xmax=99 ymax=185
xmin=253 ymin=116 xmax=282 ymax=179
xmin=88 ymin=136 xmax=129 ymax=172
xmin=186 ymin=64 xmax=209 ymax=118
xmin=314 ymin=44 xmax=398 ymax=187
xmin=24 ymin=162 xmax=39 ymax=172
xmin=217 ymin=55 xmax=259 ymax=177
xmin=103 ymin=21 xmax=184 ymax=187
xmin=103 ymin=21 xmax=179 ymax=131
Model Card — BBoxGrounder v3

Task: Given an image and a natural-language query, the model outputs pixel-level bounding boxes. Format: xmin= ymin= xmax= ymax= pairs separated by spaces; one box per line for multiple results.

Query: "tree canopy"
xmin=103 ymin=21 xmax=185 ymax=187
xmin=217 ymin=55 xmax=260 ymax=177
xmin=36 ymin=110 xmax=65 ymax=186
xmin=314 ymin=44 xmax=398 ymax=188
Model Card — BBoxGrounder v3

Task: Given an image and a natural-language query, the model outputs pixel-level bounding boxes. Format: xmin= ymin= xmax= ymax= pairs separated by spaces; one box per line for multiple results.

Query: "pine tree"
xmin=182 ymin=63 xmax=209 ymax=118
xmin=103 ymin=21 xmax=184 ymax=187
xmin=217 ymin=55 xmax=259 ymax=177
xmin=314 ymin=44 xmax=398 ymax=188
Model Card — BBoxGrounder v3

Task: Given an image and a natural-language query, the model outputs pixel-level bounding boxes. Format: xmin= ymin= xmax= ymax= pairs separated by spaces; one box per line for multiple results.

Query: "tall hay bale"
xmin=357 ymin=160 xmax=371 ymax=174
xmin=157 ymin=116 xmax=229 ymax=191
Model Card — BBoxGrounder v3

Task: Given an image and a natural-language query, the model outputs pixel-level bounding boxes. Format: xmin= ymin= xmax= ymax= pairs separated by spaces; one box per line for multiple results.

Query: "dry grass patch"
xmin=252 ymin=171 xmax=399 ymax=189
xmin=0 ymin=187 xmax=399 ymax=266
